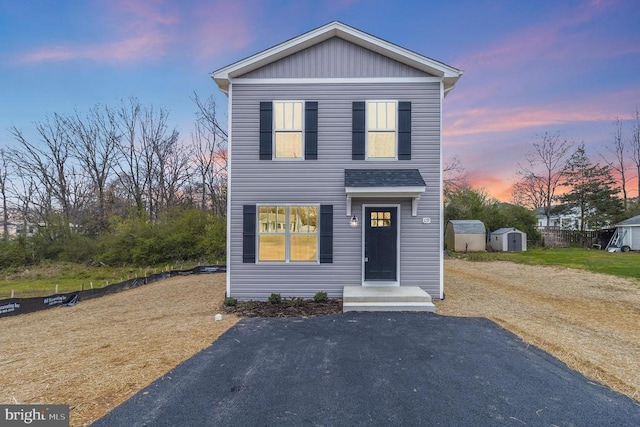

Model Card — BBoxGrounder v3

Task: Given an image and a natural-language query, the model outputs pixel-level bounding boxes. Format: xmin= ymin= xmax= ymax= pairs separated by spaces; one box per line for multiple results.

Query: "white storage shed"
xmin=490 ymin=228 xmax=527 ymax=252
xmin=608 ymin=215 xmax=640 ymax=251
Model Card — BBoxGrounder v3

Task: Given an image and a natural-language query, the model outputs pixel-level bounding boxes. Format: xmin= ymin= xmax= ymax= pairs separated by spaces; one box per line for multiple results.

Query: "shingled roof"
xmin=344 ymin=169 xmax=426 ymax=187
xmin=448 ymin=220 xmax=486 ymax=234
xmin=616 ymin=214 xmax=640 ymax=227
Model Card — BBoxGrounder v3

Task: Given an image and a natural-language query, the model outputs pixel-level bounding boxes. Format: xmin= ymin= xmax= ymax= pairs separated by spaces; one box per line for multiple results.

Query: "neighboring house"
xmin=0 ymin=222 xmax=19 ymax=237
xmin=212 ymin=21 xmax=462 ymax=302
xmin=607 ymin=214 xmax=640 ymax=251
xmin=535 ymin=206 xmax=586 ymax=230
xmin=444 ymin=220 xmax=486 ymax=252
xmin=0 ymin=221 xmax=38 ymax=238
xmin=490 ymin=227 xmax=527 ymax=252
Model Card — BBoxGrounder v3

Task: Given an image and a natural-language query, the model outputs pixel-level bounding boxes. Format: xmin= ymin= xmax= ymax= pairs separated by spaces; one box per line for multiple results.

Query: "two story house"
xmin=212 ymin=22 xmax=462 ymax=310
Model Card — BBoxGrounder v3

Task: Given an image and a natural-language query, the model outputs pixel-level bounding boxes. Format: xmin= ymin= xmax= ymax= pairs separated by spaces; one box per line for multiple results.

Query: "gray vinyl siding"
xmin=241 ymin=37 xmax=429 ymax=79
xmin=229 ymin=81 xmax=442 ymax=299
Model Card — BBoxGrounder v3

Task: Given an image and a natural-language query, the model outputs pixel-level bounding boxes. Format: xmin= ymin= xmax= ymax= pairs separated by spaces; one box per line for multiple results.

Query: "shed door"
xmin=364 ymin=207 xmax=397 ymax=281
xmin=507 ymin=232 xmax=522 ymax=251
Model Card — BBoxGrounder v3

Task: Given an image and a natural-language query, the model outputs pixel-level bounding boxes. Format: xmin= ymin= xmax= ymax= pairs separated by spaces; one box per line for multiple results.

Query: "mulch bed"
xmin=224 ymin=299 xmax=343 ymax=317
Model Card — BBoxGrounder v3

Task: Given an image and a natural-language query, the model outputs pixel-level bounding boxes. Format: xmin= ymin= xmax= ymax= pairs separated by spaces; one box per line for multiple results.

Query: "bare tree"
xmin=9 ymin=114 xmax=76 ymax=227
xmin=139 ymin=105 xmax=182 ymax=219
xmin=190 ymin=92 xmax=228 ymax=215
xmin=0 ymin=149 xmax=9 ymax=239
xmin=601 ymin=117 xmax=628 ymax=207
xmin=630 ymin=109 xmax=640 ymax=201
xmin=11 ymin=161 xmax=40 ymax=230
xmin=515 ymin=132 xmax=572 ymax=223
xmin=443 ymin=155 xmax=468 ymax=199
xmin=192 ymin=91 xmax=228 ymax=139
xmin=113 ymin=98 xmax=147 ymax=215
xmin=112 ymin=98 xmax=186 ymax=220
xmin=166 ymin=148 xmax=192 ymax=208
xmin=65 ymin=105 xmax=121 ymax=231
xmin=511 ymin=174 xmax=546 ymax=210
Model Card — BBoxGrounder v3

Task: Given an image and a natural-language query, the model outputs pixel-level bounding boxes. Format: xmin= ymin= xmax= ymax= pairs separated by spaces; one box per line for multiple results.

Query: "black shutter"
xmin=398 ymin=101 xmax=411 ymax=160
xmin=259 ymin=102 xmax=272 ymax=160
xmin=352 ymin=101 xmax=365 ymax=160
xmin=243 ymin=205 xmax=256 ymax=263
xmin=319 ymin=205 xmax=333 ymax=263
xmin=305 ymin=101 xmax=318 ymax=160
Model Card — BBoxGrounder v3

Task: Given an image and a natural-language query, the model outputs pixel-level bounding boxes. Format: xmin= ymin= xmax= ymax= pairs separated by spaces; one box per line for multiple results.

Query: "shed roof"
xmin=211 ymin=21 xmax=463 ymax=94
xmin=616 ymin=214 xmax=640 ymax=227
xmin=492 ymin=227 xmax=525 ymax=235
xmin=448 ymin=220 xmax=486 ymax=234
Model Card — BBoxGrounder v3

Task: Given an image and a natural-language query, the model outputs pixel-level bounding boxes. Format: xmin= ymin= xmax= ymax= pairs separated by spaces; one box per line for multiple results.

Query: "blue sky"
xmin=1 ymin=0 xmax=639 ymax=200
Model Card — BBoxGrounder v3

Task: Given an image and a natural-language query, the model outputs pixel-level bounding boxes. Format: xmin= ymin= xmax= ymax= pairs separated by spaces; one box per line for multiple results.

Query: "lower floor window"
xmin=258 ymin=205 xmax=318 ymax=262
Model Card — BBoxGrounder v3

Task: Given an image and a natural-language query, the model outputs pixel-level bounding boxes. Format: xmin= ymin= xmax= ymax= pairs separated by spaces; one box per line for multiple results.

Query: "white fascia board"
xmin=211 ymin=21 xmax=463 ymax=93
xmin=345 ymin=186 xmax=426 ymax=198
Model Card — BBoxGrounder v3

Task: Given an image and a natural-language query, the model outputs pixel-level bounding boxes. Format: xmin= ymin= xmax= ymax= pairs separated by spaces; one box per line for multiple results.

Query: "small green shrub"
xmin=224 ymin=297 xmax=237 ymax=307
xmin=268 ymin=293 xmax=282 ymax=304
xmin=286 ymin=296 xmax=305 ymax=306
xmin=314 ymin=291 xmax=328 ymax=303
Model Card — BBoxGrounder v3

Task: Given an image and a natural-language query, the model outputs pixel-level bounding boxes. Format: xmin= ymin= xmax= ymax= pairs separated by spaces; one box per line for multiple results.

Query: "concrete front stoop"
xmin=343 ymin=286 xmax=435 ymax=313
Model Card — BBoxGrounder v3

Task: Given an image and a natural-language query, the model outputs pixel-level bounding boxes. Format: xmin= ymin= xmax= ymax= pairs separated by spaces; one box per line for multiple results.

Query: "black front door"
xmin=364 ymin=207 xmax=397 ymax=281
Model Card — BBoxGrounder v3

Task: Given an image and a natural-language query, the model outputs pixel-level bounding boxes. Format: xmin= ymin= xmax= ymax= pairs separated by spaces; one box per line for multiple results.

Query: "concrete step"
xmin=343 ymin=286 xmax=435 ymax=313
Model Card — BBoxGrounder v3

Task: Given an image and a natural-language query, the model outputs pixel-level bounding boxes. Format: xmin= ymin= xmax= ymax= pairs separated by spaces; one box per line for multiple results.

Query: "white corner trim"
xmin=225 ymin=83 xmax=233 ymax=297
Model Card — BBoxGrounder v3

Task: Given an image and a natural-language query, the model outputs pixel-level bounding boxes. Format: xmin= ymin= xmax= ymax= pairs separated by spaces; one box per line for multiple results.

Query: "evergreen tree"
xmin=559 ymin=144 xmax=623 ymax=234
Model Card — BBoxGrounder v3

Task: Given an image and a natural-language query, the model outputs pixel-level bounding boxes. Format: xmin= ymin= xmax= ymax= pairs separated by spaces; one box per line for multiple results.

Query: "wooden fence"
xmin=537 ymin=227 xmax=599 ymax=248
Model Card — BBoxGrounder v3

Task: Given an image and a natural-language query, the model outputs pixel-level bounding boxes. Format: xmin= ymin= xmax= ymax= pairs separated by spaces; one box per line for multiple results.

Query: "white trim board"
xmin=225 ymin=83 xmax=233 ymax=297
xmin=346 ymin=186 xmax=425 ymax=217
xmin=231 ymin=77 xmax=443 ymax=85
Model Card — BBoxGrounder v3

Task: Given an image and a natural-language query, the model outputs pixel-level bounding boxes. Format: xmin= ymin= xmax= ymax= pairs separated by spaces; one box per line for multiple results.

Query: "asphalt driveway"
xmin=93 ymin=313 xmax=640 ymax=426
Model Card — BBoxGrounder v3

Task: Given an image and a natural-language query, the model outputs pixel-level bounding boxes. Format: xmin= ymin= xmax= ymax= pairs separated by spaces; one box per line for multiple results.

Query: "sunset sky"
xmin=1 ymin=0 xmax=639 ymax=201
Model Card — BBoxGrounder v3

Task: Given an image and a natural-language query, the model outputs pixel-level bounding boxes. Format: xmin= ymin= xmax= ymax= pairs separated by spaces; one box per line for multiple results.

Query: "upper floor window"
xmin=367 ymin=101 xmax=397 ymax=159
xmin=274 ymin=101 xmax=304 ymax=159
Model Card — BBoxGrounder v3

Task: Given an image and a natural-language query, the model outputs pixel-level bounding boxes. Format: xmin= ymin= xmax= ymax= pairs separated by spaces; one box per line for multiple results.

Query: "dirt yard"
xmin=436 ymin=258 xmax=640 ymax=402
xmin=1 ymin=260 xmax=639 ymax=426
xmin=0 ymin=273 xmax=238 ymax=426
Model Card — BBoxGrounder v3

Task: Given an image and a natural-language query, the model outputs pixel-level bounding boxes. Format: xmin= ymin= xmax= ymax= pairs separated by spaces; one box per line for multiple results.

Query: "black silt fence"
xmin=0 ymin=265 xmax=226 ymax=318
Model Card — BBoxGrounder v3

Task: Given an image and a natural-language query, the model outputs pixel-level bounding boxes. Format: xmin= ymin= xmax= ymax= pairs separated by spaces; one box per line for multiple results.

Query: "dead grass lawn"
xmin=436 ymin=258 xmax=640 ymax=402
xmin=0 ymin=273 xmax=239 ymax=426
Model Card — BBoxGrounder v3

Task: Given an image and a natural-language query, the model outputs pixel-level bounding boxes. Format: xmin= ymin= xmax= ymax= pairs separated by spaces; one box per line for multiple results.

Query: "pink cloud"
xmin=20 ymin=32 xmax=171 ymax=64
xmin=444 ymin=88 xmax=639 ymax=138
xmin=16 ymin=0 xmax=180 ymax=64
xmin=453 ymin=1 xmax=639 ymax=87
xmin=189 ymin=1 xmax=253 ymax=61
xmin=14 ymin=0 xmax=255 ymax=65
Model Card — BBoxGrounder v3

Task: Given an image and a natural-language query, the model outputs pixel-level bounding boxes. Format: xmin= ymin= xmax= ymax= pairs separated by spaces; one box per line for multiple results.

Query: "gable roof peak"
xmin=212 ymin=21 xmax=463 ymax=94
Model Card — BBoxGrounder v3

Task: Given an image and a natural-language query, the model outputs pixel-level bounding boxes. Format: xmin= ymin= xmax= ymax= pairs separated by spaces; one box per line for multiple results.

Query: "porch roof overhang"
xmin=344 ymin=169 xmax=426 ymax=216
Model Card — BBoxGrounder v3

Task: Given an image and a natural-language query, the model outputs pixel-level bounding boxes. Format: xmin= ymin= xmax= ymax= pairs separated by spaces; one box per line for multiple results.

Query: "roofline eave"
xmin=211 ymin=21 xmax=463 ymax=93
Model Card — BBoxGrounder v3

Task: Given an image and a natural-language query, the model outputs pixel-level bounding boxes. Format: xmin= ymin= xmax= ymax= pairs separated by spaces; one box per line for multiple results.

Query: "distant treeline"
xmin=0 ymin=208 xmax=226 ymax=268
xmin=0 ymin=94 xmax=227 ymax=269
